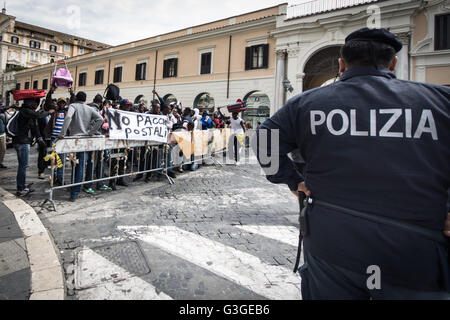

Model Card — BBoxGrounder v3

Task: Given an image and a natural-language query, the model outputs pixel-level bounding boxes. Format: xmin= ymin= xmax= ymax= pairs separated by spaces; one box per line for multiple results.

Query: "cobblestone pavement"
xmin=0 ymin=146 xmax=303 ymax=300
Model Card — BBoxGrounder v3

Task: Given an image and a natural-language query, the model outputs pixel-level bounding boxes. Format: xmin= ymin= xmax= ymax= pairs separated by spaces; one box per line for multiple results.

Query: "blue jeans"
xmin=14 ymin=144 xmax=30 ymax=191
xmin=71 ymin=152 xmax=87 ymax=199
xmin=85 ymin=151 xmax=105 ymax=189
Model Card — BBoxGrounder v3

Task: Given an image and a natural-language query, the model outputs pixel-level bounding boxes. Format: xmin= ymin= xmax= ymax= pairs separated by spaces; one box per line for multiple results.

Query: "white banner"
xmin=107 ymin=109 xmax=169 ymax=143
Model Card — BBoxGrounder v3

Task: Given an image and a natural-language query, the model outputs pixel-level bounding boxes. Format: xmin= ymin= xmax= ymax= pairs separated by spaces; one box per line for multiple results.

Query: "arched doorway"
xmin=194 ymin=92 xmax=215 ymax=113
xmin=242 ymin=91 xmax=271 ymax=129
xmin=303 ymin=46 xmax=342 ymax=92
xmin=163 ymin=93 xmax=177 ymax=105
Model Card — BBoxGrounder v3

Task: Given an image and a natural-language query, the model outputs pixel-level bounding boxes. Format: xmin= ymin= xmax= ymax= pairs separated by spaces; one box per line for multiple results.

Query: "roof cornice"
xmin=16 ymin=15 xmax=277 ymax=77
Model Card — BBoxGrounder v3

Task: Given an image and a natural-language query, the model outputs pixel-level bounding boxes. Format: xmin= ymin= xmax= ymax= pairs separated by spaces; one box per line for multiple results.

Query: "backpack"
xmin=6 ymin=111 xmax=20 ymax=137
xmin=104 ymin=84 xmax=120 ymax=101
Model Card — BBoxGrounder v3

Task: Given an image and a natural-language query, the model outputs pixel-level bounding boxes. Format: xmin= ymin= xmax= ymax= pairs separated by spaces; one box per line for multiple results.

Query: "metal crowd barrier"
xmin=41 ymin=128 xmax=236 ymax=211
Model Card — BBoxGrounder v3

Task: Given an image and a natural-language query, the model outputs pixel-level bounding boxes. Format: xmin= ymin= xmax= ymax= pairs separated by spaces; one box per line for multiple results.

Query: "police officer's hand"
xmin=444 ymin=213 xmax=450 ymax=237
xmin=291 ymin=182 xmax=312 ymax=198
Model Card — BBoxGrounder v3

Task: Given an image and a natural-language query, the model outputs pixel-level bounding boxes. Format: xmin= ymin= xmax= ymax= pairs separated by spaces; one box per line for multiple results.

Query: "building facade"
xmin=273 ymin=0 xmax=450 ymax=107
xmin=0 ymin=7 xmax=109 ymax=102
xmin=14 ymin=1 xmax=450 ymax=126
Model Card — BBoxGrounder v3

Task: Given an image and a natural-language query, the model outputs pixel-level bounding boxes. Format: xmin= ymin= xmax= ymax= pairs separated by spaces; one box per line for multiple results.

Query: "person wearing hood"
xmin=192 ymin=108 xmax=202 ymax=130
xmin=13 ymin=97 xmax=54 ymax=196
xmin=201 ymin=110 xmax=212 ymax=130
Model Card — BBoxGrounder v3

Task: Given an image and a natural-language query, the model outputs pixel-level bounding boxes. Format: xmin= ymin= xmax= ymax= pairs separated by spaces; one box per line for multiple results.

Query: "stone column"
xmin=395 ymin=32 xmax=411 ymax=81
xmin=296 ymin=73 xmax=305 ymax=95
xmin=286 ymin=48 xmax=300 ymax=100
xmin=274 ymin=49 xmax=286 ymax=112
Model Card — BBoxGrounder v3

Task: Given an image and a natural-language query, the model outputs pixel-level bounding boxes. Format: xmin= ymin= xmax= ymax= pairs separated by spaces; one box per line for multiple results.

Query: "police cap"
xmin=345 ymin=28 xmax=403 ymax=53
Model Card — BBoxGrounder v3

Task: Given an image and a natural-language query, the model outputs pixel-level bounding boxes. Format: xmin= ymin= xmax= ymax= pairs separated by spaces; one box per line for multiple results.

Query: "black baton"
xmin=293 ymin=192 xmax=307 ymax=273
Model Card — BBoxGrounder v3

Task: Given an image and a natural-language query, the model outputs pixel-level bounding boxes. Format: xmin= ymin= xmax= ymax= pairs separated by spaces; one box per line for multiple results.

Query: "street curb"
xmin=0 ymin=187 xmax=65 ymax=300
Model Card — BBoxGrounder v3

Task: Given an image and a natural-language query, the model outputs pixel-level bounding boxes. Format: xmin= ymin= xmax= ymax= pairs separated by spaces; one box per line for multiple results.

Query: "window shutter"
xmin=262 ymin=44 xmax=269 ymax=68
xmin=245 ymin=47 xmax=252 ymax=70
xmin=174 ymin=59 xmax=178 ymax=77
xmin=163 ymin=60 xmax=168 ymax=78
xmin=142 ymin=63 xmax=146 ymax=80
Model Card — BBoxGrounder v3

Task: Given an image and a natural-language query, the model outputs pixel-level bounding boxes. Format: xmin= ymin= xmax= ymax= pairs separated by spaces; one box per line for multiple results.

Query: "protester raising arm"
xmin=152 ymin=89 xmax=165 ymax=105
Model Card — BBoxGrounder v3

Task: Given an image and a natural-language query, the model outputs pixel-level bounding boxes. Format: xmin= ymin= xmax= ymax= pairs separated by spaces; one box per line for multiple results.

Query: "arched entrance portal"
xmin=194 ymin=92 xmax=215 ymax=113
xmin=303 ymin=46 xmax=342 ymax=92
xmin=163 ymin=93 xmax=177 ymax=105
xmin=242 ymin=91 xmax=271 ymax=129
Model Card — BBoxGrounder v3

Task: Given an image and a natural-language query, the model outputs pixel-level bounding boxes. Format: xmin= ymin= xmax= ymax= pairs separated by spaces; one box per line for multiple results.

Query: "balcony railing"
xmin=287 ymin=0 xmax=380 ymax=19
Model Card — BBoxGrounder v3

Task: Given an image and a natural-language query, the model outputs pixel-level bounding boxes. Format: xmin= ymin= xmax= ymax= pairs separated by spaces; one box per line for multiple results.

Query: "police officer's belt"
xmin=293 ymin=197 xmax=448 ymax=273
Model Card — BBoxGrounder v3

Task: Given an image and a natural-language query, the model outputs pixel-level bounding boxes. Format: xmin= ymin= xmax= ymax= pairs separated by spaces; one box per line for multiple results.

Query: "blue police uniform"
xmin=254 ymin=62 xmax=449 ymax=298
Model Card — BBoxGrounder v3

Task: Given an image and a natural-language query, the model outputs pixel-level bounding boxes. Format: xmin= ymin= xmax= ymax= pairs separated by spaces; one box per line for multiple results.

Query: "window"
xmin=78 ymin=47 xmax=84 ymax=54
xmin=50 ymin=58 xmax=55 ymax=63
xmin=50 ymin=45 xmax=57 ymax=52
xmin=200 ymin=52 xmax=212 ymax=75
xmin=95 ymin=69 xmax=104 ymax=85
xmin=113 ymin=66 xmax=123 ymax=83
xmin=33 ymin=80 xmax=38 ymax=90
xmin=29 ymin=40 xmax=40 ymax=48
xmin=24 ymin=82 xmax=30 ymax=89
xmin=64 ymin=44 xmax=70 ymax=52
xmin=78 ymin=72 xmax=87 ymax=87
xmin=11 ymin=36 xmax=19 ymax=44
xmin=30 ymin=52 xmax=40 ymax=61
xmin=135 ymin=62 xmax=147 ymax=80
xmin=245 ymin=44 xmax=269 ymax=70
xmin=163 ymin=58 xmax=178 ymax=78
xmin=42 ymin=79 xmax=48 ymax=90
xmin=435 ymin=14 xmax=450 ymax=50
xmin=15 ymin=83 xmax=20 ymax=90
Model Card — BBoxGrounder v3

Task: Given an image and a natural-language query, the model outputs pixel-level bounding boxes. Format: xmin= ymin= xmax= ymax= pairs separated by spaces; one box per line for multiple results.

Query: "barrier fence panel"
xmin=41 ymin=128 xmax=241 ymax=212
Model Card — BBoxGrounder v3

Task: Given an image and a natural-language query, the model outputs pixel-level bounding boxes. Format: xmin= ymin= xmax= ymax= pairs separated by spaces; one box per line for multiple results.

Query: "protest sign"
xmin=107 ymin=109 xmax=169 ymax=143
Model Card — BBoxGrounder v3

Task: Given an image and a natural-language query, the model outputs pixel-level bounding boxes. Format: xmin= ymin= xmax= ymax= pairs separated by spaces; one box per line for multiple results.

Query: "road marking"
xmin=235 ymin=225 xmax=299 ymax=247
xmin=75 ymin=247 xmax=172 ymax=300
xmin=119 ymin=226 xmax=301 ymax=300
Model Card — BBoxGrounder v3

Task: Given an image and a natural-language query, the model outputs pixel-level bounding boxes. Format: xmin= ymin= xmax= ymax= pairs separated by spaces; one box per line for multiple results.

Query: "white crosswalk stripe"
xmin=118 ymin=225 xmax=301 ymax=300
xmin=235 ymin=225 xmax=299 ymax=247
xmin=74 ymin=246 xmax=173 ymax=300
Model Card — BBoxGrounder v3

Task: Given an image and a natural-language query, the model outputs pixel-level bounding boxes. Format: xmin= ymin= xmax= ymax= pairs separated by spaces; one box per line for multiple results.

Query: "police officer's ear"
xmin=338 ymin=58 xmax=347 ymax=74
xmin=388 ymin=56 xmax=399 ymax=72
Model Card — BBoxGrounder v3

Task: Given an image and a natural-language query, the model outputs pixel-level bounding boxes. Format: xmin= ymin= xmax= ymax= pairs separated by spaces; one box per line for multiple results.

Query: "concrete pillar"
xmin=274 ymin=49 xmax=286 ymax=112
xmin=395 ymin=32 xmax=411 ymax=81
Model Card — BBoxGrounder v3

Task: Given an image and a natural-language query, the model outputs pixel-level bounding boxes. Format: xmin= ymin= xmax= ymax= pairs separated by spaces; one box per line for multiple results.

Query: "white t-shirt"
xmin=230 ymin=117 xmax=244 ymax=135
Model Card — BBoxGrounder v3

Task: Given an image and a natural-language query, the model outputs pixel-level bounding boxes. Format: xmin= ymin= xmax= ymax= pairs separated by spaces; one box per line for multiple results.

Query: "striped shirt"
xmin=51 ymin=111 xmax=65 ymax=139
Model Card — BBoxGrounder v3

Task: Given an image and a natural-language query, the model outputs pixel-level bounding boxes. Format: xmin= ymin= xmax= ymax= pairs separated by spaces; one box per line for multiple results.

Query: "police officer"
xmin=252 ymin=28 xmax=449 ymax=299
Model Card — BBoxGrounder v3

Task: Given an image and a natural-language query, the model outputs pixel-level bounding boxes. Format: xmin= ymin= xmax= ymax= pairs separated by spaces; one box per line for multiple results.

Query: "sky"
xmin=6 ymin=0 xmax=308 ymax=46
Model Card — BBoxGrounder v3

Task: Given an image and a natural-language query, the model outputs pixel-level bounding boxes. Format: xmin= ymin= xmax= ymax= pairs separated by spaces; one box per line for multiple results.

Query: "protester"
xmin=43 ymin=86 xmax=72 ymax=185
xmin=192 ymin=108 xmax=202 ymax=130
xmin=0 ymin=106 xmax=8 ymax=169
xmin=14 ymin=98 xmax=54 ymax=196
xmin=213 ymin=108 xmax=225 ymax=129
xmin=228 ymin=112 xmax=246 ymax=164
xmin=58 ymin=92 xmax=103 ymax=201
xmin=84 ymin=94 xmax=112 ymax=193
xmin=109 ymin=99 xmax=132 ymax=190
xmin=182 ymin=107 xmax=193 ymax=123
xmin=201 ymin=110 xmax=212 ymax=130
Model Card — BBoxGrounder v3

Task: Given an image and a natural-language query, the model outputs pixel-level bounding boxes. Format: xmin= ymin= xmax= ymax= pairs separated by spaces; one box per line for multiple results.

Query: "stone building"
xmin=14 ymin=1 xmax=450 ymax=127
